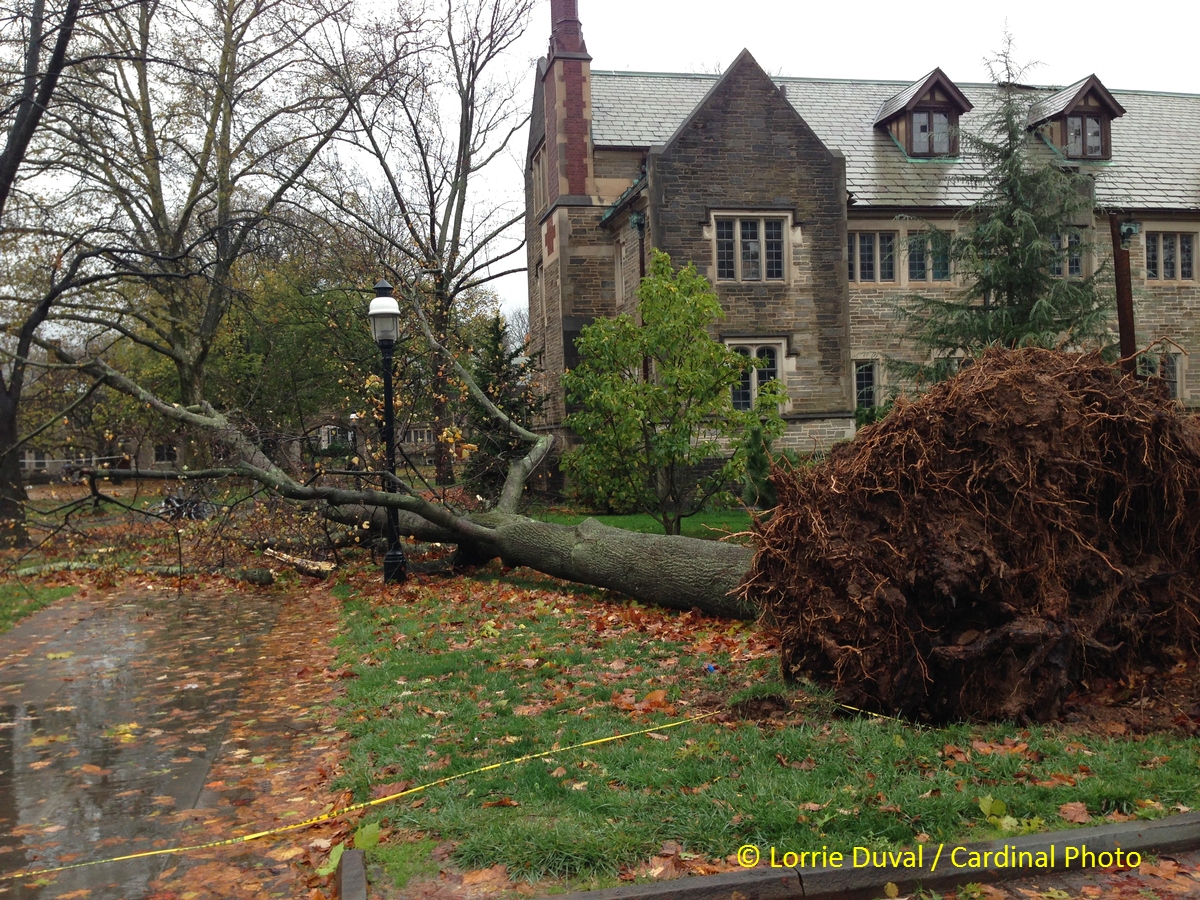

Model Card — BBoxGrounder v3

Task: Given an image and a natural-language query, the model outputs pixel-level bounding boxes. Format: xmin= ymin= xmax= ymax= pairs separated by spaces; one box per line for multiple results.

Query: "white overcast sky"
xmin=490 ymin=0 xmax=1199 ymax=316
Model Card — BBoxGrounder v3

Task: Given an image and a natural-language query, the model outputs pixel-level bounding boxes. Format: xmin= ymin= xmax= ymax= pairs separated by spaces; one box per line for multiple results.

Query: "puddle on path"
xmin=0 ymin=587 xmax=279 ymax=899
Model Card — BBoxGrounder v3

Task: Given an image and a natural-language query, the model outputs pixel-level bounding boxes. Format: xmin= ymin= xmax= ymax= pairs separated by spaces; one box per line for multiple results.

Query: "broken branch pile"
xmin=742 ymin=348 xmax=1200 ymax=722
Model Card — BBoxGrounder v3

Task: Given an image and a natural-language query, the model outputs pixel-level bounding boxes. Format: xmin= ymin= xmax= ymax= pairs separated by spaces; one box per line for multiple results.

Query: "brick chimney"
xmin=543 ymin=0 xmax=592 ymax=202
xmin=548 ymin=0 xmax=587 ymax=58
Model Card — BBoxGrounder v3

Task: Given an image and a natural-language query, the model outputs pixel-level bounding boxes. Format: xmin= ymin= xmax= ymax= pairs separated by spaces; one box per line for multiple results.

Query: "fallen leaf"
xmin=371 ymin=780 xmax=413 ymax=799
xmin=1059 ymin=801 xmax=1090 ymax=823
xmin=646 ymin=732 xmax=669 ymax=741
xmin=482 ymin=797 xmax=520 ymax=808
xmin=462 ymin=864 xmax=509 ymax=886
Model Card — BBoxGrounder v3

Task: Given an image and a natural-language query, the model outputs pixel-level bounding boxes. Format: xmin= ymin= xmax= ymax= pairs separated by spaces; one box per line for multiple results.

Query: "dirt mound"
xmin=741 ymin=348 xmax=1200 ymax=723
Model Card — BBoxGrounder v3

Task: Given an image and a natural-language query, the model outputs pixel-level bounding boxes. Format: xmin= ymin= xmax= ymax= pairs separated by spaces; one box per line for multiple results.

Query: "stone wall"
xmin=777 ymin=418 xmax=858 ymax=453
xmin=647 ymin=50 xmax=851 ymax=420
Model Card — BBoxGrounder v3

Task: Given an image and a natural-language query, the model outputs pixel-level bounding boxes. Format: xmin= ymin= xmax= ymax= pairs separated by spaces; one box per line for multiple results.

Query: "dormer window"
xmin=1065 ymin=115 xmax=1104 ymax=159
xmin=874 ymin=68 xmax=972 ymax=161
xmin=1027 ymin=75 xmax=1125 ymax=162
xmin=912 ymin=111 xmax=954 ymax=156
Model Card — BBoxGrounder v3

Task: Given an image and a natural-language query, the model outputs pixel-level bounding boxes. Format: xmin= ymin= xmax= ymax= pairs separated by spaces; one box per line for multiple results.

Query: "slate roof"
xmin=588 ymin=70 xmax=1200 ymax=211
xmin=1026 ymin=76 xmax=1091 ymax=127
xmin=873 ymin=68 xmax=972 ymax=125
xmin=1027 ymin=75 xmax=1126 ymax=127
xmin=873 ymin=70 xmax=940 ymax=125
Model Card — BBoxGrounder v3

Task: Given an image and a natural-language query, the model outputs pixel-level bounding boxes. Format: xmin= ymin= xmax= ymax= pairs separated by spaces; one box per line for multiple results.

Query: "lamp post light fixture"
xmin=368 ymin=279 xmax=408 ymax=583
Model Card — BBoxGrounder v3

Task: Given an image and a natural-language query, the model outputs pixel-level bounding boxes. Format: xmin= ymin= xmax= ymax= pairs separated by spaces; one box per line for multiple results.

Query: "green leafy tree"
xmin=462 ymin=314 xmax=544 ymax=506
xmin=563 ymin=251 xmax=786 ymax=535
xmin=901 ymin=39 xmax=1112 ymax=377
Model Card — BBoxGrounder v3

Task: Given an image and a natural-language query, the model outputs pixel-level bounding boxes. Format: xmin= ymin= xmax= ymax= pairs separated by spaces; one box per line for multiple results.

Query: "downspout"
xmin=630 ymin=210 xmax=649 ymax=383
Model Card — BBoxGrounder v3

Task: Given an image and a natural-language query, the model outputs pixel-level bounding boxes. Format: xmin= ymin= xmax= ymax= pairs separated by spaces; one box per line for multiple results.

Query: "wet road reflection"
xmin=0 ymin=588 xmax=278 ymax=899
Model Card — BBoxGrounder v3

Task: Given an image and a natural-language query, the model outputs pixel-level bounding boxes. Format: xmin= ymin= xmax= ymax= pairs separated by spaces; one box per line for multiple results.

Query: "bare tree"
xmin=315 ymin=0 xmax=534 ymax=484
xmin=46 ymin=0 xmax=417 ymax=407
xmin=33 ymin=0 xmax=754 ymax=616
xmin=0 ymin=0 xmax=114 ymax=545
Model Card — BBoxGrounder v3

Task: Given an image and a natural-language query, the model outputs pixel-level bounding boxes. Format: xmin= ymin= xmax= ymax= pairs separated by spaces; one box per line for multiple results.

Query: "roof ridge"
xmin=590 ymin=70 xmax=1200 ymax=98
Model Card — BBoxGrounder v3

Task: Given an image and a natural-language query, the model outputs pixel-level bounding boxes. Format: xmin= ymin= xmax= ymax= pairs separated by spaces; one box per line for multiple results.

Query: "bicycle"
xmin=150 ymin=488 xmax=216 ymax=521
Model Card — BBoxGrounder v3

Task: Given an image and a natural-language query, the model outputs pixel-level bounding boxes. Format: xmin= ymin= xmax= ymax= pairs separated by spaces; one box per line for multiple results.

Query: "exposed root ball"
xmin=741 ymin=348 xmax=1200 ymax=722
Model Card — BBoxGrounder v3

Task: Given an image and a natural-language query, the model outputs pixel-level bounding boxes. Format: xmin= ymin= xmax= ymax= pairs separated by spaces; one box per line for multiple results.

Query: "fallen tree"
xmin=742 ymin=348 xmax=1200 ymax=723
xmin=49 ymin=321 xmax=1200 ymax=723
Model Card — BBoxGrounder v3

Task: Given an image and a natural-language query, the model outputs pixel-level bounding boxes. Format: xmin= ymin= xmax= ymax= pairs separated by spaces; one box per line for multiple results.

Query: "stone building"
xmin=526 ymin=0 xmax=1200 ymax=451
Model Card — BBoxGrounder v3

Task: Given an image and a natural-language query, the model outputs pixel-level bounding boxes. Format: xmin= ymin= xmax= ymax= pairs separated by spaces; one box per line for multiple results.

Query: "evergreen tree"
xmin=901 ymin=39 xmax=1112 ymax=377
xmin=462 ymin=314 xmax=544 ymax=505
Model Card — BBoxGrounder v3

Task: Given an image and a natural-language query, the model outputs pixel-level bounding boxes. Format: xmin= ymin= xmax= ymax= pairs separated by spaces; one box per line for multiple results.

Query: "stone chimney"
xmin=542 ymin=0 xmax=593 ymax=202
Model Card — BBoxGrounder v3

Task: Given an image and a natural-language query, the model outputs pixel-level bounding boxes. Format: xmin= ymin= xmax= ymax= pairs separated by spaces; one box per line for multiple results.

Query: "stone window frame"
xmin=1049 ymin=232 xmax=1087 ymax=278
xmin=906 ymin=230 xmax=954 ymax=284
xmin=531 ymin=146 xmax=547 ymax=213
xmin=853 ymin=359 xmax=879 ymax=409
xmin=1137 ymin=350 xmax=1184 ymax=400
xmin=848 ymin=231 xmax=898 ymax=283
xmin=1145 ymin=231 xmax=1196 ymax=282
xmin=725 ymin=339 xmax=786 ymax=412
xmin=710 ymin=211 xmax=795 ymax=284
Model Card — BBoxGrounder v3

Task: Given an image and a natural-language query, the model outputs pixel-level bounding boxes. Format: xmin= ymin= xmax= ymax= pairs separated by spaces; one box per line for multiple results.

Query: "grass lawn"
xmin=528 ymin=508 xmax=754 ymax=540
xmin=335 ymin=570 xmax=1200 ymax=890
xmin=0 ymin=582 xmax=76 ymax=634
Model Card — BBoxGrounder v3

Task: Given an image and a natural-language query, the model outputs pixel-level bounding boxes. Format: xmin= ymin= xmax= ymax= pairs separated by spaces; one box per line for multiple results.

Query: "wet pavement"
xmin=0 ymin=585 xmax=279 ymax=898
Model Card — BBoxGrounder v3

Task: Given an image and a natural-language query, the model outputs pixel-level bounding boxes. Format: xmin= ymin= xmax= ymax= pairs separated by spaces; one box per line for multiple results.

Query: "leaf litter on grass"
xmin=335 ymin=566 xmax=1200 ymax=896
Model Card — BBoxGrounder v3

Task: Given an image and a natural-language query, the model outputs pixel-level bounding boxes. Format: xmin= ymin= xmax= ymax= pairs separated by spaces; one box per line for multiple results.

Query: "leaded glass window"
xmin=854 ymin=360 xmax=877 ymax=409
xmin=859 ymin=233 xmax=875 ymax=282
xmin=879 ymin=233 xmax=896 ymax=281
xmin=1068 ymin=233 xmax=1082 ymax=278
xmin=741 ymin=220 xmax=761 ymax=281
xmin=908 ymin=236 xmax=927 ymax=281
xmin=716 ymin=219 xmax=736 ymax=280
xmin=731 ymin=347 xmax=752 ymax=411
xmin=765 ymin=220 xmax=784 ymax=280
xmin=714 ymin=216 xmax=788 ymax=282
xmin=756 ymin=346 xmax=777 ymax=384
xmin=1085 ymin=117 xmax=1102 ymax=157
xmin=1067 ymin=117 xmax=1084 ymax=157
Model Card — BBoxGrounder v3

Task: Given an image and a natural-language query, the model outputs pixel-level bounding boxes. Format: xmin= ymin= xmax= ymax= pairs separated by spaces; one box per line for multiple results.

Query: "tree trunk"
xmin=326 ymin=505 xmax=756 ymax=620
xmin=489 ymin=515 xmax=755 ymax=619
xmin=0 ymin=391 xmax=28 ymax=547
xmin=432 ymin=389 xmax=456 ymax=486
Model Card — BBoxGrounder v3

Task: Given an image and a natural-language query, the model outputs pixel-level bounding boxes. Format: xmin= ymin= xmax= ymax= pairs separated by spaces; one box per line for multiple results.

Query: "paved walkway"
xmin=0 ymin=581 xmax=348 ymax=900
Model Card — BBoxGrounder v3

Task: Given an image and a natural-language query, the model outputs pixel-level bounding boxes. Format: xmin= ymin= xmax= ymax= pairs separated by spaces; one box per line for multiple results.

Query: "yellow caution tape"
xmin=3 ymin=711 xmax=721 ymax=881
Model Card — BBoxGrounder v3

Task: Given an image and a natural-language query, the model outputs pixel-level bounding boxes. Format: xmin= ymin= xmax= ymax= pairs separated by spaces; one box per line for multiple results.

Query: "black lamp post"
xmin=368 ymin=279 xmax=408 ymax=583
